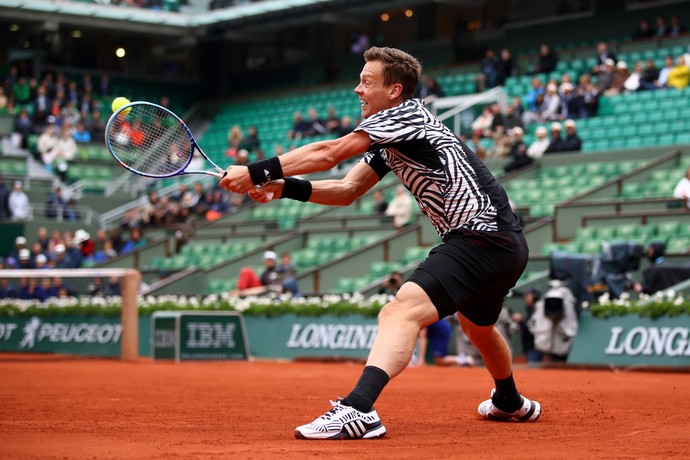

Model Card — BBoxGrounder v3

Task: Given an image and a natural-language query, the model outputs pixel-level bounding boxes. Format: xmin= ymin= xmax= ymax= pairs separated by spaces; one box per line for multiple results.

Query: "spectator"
xmin=64 ymin=198 xmax=80 ymax=221
xmin=654 ymin=16 xmax=668 ymax=38
xmin=36 ymin=227 xmax=50 ymax=252
xmin=559 ymin=82 xmax=578 ymax=119
xmin=46 ymin=126 xmax=77 ymax=182
xmin=86 ymin=111 xmax=106 ymax=140
xmin=324 ymin=107 xmax=341 ymax=133
xmin=63 ymin=234 xmax=83 ymax=268
xmin=412 ymin=319 xmax=475 ymax=367
xmin=540 ymin=83 xmax=562 ymax=122
xmin=416 ymin=75 xmax=445 ymax=100
xmin=120 ymin=227 xmax=147 ymax=254
xmin=503 ymin=127 xmax=534 ymax=172
xmin=53 ymin=244 xmax=71 ymax=268
xmin=657 ymin=55 xmax=675 ymax=87
xmin=260 ymin=250 xmax=299 ymax=295
xmin=544 ymin=122 xmax=565 ymax=154
xmin=577 ymin=75 xmax=599 ymax=118
xmin=633 ymin=18 xmax=655 ymax=40
xmin=510 ymin=95 xmax=525 ymax=119
xmin=466 ymin=133 xmax=486 ymax=160
xmin=289 ymin=112 xmax=311 ymax=140
xmin=12 ymin=76 xmax=31 ymax=104
xmin=623 ymin=61 xmax=644 ymax=92
xmin=336 ymin=116 xmax=355 ymax=137
xmin=99 ymin=74 xmax=110 ymax=97
xmin=0 ymin=175 xmax=10 ymax=220
xmin=634 ymin=243 xmax=669 ymax=294
xmin=495 ymin=49 xmax=515 ymax=86
xmin=673 ymin=167 xmax=690 ymax=208
xmin=34 ymin=254 xmax=49 ymax=270
xmin=596 ymin=58 xmax=617 ymax=93
xmin=8 ymin=181 xmax=30 ymax=221
xmin=667 ymin=55 xmax=690 ymax=89
xmin=45 ymin=187 xmax=67 ymax=219
xmin=511 ymin=288 xmax=543 ymax=365
xmin=307 ymin=107 xmax=328 ymax=136
xmin=471 ymin=106 xmax=494 ymax=136
xmin=485 ymin=127 xmax=511 ymax=159
xmin=17 ymin=248 xmax=33 ymax=269
xmin=532 ymin=43 xmax=557 ymax=75
xmin=244 ymin=125 xmax=261 ymax=153
xmin=234 ymin=267 xmax=264 ymax=295
xmin=489 ymin=103 xmax=505 ymax=132
xmin=33 ymin=85 xmax=51 ymax=127
xmin=37 ymin=124 xmax=59 ymax=165
xmin=604 ymin=61 xmax=631 ymax=96
xmin=478 ymin=48 xmax=499 ymax=91
xmin=639 ymin=59 xmax=660 ymax=90
xmin=277 ymin=251 xmax=300 ymax=296
xmin=92 ymin=240 xmax=118 ymax=264
xmin=372 ymin=189 xmax=388 ymax=215
xmin=593 ymin=42 xmax=617 ymax=74
xmin=561 ymin=119 xmax=582 ymax=152
xmin=73 ymin=122 xmax=91 ymax=143
xmin=74 ymin=229 xmax=95 ymax=259
xmin=523 ymin=77 xmax=545 ymax=113
xmin=379 ymin=270 xmax=404 ymax=296
xmin=527 ymin=126 xmax=550 ymax=160
xmin=385 ymin=185 xmax=413 ymax=228
xmin=503 ymin=127 xmax=532 ymax=173
xmin=669 ymin=16 xmax=687 ymax=37
xmin=14 ymin=108 xmax=32 ymax=149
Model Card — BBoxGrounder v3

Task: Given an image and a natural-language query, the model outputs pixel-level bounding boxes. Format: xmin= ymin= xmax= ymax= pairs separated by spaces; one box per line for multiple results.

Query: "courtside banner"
xmin=0 ymin=315 xmax=152 ymax=357
xmin=243 ymin=314 xmax=378 ymax=360
xmin=568 ymin=313 xmax=690 ymax=367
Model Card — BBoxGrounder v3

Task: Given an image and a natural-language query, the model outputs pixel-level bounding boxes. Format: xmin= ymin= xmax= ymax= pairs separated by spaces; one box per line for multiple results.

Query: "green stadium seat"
xmin=580 ymin=240 xmax=602 ymax=254
xmin=404 ymin=246 xmax=429 ymax=264
xmin=657 ymin=221 xmax=680 ymax=237
xmin=666 ymin=238 xmax=690 ymax=254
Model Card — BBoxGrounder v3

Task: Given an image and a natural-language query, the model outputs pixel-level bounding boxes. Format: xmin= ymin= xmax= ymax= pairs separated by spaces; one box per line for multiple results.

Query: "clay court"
xmin=1 ymin=357 xmax=689 ymax=459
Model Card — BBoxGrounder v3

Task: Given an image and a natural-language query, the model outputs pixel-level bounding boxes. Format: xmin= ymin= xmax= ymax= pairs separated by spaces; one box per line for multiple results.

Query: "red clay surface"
xmin=1 ymin=357 xmax=689 ymax=459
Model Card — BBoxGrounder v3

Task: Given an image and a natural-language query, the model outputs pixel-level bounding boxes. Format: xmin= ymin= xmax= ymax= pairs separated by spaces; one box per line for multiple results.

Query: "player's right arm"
xmin=250 ymin=161 xmax=381 ymax=206
xmin=221 ymin=131 xmax=372 ymax=194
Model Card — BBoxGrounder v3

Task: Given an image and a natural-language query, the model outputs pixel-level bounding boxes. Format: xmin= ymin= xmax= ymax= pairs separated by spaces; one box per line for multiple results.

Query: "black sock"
xmin=492 ymin=373 xmax=522 ymax=412
xmin=342 ymin=366 xmax=390 ymax=413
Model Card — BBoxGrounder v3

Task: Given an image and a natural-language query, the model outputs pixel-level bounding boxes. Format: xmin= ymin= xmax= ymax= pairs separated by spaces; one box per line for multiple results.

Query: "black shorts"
xmin=407 ymin=229 xmax=528 ymax=326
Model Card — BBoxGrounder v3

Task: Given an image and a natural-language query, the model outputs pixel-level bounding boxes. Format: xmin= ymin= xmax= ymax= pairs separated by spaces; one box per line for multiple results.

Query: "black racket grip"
xmin=222 ymin=170 xmax=227 ymax=178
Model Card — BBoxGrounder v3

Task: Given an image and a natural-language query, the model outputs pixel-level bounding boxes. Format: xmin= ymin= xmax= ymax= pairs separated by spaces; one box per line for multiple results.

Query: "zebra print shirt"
xmin=355 ymin=98 xmax=521 ymax=238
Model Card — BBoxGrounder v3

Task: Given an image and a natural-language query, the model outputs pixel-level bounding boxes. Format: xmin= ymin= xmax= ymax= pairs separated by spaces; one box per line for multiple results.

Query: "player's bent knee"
xmin=377 ymin=296 xmax=438 ymax=328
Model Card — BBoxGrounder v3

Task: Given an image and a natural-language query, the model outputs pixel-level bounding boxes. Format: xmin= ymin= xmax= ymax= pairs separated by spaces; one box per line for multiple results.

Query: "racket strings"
xmin=107 ymin=104 xmax=193 ymax=177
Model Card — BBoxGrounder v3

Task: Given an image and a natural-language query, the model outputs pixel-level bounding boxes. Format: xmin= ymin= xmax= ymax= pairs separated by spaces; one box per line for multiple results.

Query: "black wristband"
xmin=280 ymin=177 xmax=312 ymax=202
xmin=247 ymin=157 xmax=284 ymax=186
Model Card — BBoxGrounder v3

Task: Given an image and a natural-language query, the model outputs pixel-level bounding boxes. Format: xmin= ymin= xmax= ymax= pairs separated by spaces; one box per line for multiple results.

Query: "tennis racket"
xmin=105 ymin=101 xmax=226 ymax=179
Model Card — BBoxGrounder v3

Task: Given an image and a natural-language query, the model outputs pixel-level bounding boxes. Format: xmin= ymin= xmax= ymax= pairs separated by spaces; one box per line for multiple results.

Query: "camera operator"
xmin=379 ymin=270 xmax=404 ymax=295
xmin=527 ymin=280 xmax=578 ymax=362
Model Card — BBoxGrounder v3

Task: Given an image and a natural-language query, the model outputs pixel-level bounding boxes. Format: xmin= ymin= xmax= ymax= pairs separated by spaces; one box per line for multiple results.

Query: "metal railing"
xmin=430 ymin=86 xmax=508 ymax=136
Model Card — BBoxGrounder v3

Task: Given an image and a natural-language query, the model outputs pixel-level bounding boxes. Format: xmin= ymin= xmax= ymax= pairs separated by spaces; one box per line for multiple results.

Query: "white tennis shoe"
xmin=478 ymin=389 xmax=542 ymax=422
xmin=295 ymin=399 xmax=387 ymax=440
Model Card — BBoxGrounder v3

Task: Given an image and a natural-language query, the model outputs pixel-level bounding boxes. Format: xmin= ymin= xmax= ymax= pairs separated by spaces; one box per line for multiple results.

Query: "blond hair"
xmin=363 ymin=47 xmax=422 ymax=99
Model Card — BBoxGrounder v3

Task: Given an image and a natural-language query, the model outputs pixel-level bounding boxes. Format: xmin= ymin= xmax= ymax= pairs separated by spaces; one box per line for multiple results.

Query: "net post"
xmin=121 ymin=269 xmax=141 ymax=362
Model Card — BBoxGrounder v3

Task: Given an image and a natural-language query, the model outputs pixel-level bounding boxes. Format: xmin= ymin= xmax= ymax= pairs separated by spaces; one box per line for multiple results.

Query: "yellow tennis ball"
xmin=112 ymin=97 xmax=131 ymax=116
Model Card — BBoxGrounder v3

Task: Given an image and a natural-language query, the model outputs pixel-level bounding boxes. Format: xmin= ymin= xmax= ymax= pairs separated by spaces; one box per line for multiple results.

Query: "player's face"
xmin=355 ymin=60 xmax=396 ymax=119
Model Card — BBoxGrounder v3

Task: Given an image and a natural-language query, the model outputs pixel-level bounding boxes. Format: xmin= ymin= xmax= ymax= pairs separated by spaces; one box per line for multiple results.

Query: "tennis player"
xmin=220 ymin=46 xmax=541 ymax=440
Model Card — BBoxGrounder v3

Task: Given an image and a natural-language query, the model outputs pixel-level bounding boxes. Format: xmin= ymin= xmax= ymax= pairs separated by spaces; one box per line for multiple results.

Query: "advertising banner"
xmin=568 ymin=313 xmax=690 ymax=367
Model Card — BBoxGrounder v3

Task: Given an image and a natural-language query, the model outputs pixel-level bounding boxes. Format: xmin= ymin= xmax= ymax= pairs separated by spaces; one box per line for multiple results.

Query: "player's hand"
xmin=248 ymin=181 xmax=283 ymax=203
xmin=220 ymin=166 xmax=254 ymax=194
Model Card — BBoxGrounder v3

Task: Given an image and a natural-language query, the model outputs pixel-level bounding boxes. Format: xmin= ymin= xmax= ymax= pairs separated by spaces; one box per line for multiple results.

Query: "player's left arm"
xmin=220 ymin=130 xmax=372 ymax=193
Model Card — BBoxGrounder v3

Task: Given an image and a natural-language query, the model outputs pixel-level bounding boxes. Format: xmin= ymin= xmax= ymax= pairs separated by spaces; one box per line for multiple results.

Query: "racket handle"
xmin=222 ymin=170 xmax=227 ymax=178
